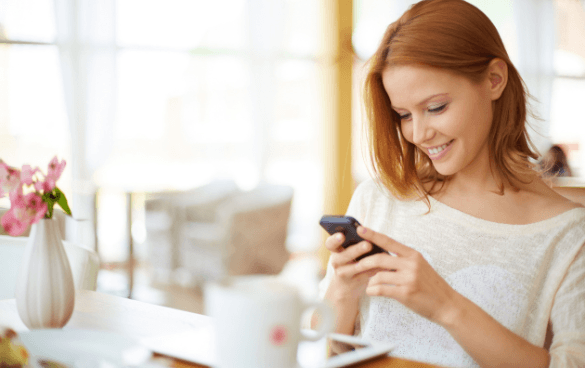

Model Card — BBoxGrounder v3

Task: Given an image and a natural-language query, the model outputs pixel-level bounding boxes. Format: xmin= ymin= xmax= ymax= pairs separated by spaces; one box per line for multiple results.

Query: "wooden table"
xmin=0 ymin=290 xmax=439 ymax=368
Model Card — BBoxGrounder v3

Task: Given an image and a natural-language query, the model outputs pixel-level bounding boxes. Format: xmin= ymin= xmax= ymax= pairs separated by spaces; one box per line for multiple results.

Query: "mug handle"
xmin=300 ymin=301 xmax=334 ymax=341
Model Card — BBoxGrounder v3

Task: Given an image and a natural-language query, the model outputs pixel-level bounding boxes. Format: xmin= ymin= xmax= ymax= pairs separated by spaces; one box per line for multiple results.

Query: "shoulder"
xmin=354 ymin=178 xmax=380 ymax=191
xmin=517 ymin=178 xmax=585 ymax=223
xmin=535 ymin=185 xmax=584 ymax=218
xmin=347 ymin=178 xmax=406 ymax=222
xmin=353 ymin=178 xmax=397 ymax=202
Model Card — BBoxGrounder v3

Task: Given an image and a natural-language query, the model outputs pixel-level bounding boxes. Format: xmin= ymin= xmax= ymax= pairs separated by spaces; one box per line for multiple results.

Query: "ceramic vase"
xmin=15 ymin=218 xmax=75 ymax=329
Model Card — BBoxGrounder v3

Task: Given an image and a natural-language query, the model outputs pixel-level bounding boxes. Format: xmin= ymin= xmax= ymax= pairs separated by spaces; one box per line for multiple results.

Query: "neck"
xmin=448 ymin=168 xmax=506 ymax=196
xmin=440 ymin=150 xmax=525 ymax=198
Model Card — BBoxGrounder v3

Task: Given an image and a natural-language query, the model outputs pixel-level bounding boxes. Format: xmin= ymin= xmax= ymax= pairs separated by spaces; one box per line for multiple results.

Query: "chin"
xmin=431 ymin=163 xmax=459 ymax=177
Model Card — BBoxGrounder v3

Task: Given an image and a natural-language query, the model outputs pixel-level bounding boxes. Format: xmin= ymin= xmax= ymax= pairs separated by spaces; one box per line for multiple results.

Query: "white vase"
xmin=15 ymin=218 xmax=75 ymax=329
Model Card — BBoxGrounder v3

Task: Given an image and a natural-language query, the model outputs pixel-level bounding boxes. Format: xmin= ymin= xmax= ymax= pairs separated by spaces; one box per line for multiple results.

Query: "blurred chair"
xmin=0 ymin=235 xmax=100 ymax=300
xmin=143 ymin=179 xmax=240 ymax=283
xmin=179 ymin=179 xmax=241 ymax=223
xmin=178 ymin=183 xmax=294 ymax=284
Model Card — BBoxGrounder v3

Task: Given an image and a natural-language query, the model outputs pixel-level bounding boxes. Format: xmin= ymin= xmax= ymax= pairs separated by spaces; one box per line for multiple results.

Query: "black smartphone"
xmin=319 ymin=215 xmax=387 ymax=261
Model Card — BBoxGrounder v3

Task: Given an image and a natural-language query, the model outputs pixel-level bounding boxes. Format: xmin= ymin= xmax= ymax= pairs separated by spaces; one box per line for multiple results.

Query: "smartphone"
xmin=319 ymin=215 xmax=387 ymax=261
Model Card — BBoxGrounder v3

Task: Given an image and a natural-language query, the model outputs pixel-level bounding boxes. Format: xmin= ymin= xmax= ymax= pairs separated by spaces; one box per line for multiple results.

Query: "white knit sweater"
xmin=319 ymin=179 xmax=585 ymax=367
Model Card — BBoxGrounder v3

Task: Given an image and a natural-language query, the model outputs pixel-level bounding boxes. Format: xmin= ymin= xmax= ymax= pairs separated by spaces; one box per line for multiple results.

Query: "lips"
xmin=426 ymin=139 xmax=454 ymax=160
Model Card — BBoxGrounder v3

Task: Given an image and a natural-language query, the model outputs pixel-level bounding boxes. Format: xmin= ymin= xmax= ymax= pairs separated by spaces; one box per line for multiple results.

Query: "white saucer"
xmin=19 ymin=329 xmax=151 ymax=366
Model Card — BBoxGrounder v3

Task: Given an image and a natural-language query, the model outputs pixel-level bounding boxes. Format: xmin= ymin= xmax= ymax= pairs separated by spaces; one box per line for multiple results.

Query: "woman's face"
xmin=381 ymin=64 xmax=495 ymax=178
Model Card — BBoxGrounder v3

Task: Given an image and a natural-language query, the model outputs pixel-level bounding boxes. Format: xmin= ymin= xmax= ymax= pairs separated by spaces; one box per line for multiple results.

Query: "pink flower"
xmin=34 ymin=178 xmax=56 ymax=193
xmin=1 ymin=156 xmax=71 ymax=236
xmin=1 ymin=209 xmax=29 ymax=237
xmin=24 ymin=192 xmax=48 ymax=223
xmin=1 ymin=192 xmax=47 ymax=236
xmin=8 ymin=189 xmax=25 ymax=207
xmin=20 ymin=165 xmax=40 ymax=186
xmin=0 ymin=163 xmax=21 ymax=197
xmin=47 ymin=156 xmax=66 ymax=183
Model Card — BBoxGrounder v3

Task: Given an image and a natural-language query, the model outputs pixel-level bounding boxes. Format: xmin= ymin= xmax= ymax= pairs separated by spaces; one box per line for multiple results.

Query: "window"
xmin=105 ymin=0 xmax=325 ymax=255
xmin=0 ymin=0 xmax=71 ymax=203
xmin=551 ymin=0 xmax=585 ymax=177
xmin=1 ymin=0 xmax=327 ymax=263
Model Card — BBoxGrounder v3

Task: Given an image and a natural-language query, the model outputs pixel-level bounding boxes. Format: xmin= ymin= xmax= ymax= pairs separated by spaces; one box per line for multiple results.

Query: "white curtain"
xmin=248 ymin=0 xmax=283 ymax=183
xmin=512 ymin=0 xmax=556 ymax=156
xmin=53 ymin=0 xmax=116 ymax=248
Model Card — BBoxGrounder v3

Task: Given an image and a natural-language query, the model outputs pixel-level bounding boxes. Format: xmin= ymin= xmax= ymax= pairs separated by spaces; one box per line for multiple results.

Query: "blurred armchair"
xmin=143 ymin=179 xmax=240 ymax=283
xmin=178 ymin=183 xmax=294 ymax=284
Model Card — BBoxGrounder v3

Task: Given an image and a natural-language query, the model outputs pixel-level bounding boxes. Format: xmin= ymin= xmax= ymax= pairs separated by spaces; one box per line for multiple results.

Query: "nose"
xmin=411 ymin=116 xmax=435 ymax=145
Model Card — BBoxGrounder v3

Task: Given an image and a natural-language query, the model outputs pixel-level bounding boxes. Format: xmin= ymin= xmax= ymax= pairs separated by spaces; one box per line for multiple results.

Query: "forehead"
xmin=381 ymin=64 xmax=465 ymax=108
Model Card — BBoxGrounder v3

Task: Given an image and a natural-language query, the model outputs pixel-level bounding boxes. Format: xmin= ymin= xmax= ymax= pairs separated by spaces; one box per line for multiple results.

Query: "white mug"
xmin=204 ymin=275 xmax=334 ymax=368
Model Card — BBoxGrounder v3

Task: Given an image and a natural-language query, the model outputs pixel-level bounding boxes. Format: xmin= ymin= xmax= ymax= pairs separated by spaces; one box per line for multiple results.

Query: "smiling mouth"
xmin=427 ymin=140 xmax=454 ymax=156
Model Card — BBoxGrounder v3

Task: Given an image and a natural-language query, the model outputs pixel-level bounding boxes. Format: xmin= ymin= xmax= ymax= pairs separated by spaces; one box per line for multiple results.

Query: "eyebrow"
xmin=391 ymin=93 xmax=449 ymax=110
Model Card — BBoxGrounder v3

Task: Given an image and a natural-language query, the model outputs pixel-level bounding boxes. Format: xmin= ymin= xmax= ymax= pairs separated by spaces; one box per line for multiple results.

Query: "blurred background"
xmin=1 ymin=0 xmax=584 ymax=312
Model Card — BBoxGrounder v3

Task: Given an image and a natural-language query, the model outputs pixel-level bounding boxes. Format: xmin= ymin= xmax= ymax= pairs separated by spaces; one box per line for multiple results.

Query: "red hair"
xmin=363 ymin=0 xmax=539 ymax=201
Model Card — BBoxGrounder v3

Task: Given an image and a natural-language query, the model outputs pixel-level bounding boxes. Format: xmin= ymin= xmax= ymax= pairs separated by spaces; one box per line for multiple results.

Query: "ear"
xmin=486 ymin=58 xmax=508 ymax=101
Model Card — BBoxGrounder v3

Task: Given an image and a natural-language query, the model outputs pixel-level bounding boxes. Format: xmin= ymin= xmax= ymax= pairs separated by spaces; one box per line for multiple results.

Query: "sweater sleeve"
xmin=548 ymin=243 xmax=585 ymax=367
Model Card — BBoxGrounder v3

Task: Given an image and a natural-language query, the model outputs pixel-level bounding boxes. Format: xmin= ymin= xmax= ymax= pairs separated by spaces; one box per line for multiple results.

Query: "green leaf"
xmin=45 ymin=202 xmax=54 ymax=218
xmin=41 ymin=191 xmax=55 ymax=218
xmin=54 ymin=187 xmax=72 ymax=216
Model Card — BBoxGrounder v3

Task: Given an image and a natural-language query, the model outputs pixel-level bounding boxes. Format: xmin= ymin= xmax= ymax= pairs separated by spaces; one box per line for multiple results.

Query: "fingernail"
xmin=336 ymin=233 xmax=343 ymax=241
xmin=359 ymin=226 xmax=367 ymax=235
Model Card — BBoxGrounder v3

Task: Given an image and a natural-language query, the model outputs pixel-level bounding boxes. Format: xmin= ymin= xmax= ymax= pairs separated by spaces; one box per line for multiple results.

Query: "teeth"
xmin=429 ymin=141 xmax=451 ymax=155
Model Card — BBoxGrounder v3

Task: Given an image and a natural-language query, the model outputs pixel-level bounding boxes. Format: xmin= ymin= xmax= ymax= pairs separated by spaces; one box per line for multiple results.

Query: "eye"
xmin=428 ymin=103 xmax=447 ymax=114
xmin=398 ymin=113 xmax=411 ymax=121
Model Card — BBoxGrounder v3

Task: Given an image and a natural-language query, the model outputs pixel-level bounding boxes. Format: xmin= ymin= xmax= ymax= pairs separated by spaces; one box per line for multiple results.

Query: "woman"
xmin=541 ymin=145 xmax=573 ymax=178
xmin=317 ymin=0 xmax=585 ymax=367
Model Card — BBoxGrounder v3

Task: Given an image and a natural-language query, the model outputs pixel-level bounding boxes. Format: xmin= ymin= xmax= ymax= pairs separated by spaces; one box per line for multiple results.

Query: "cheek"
xmin=400 ymin=123 xmax=414 ymax=143
xmin=464 ymin=104 xmax=493 ymax=137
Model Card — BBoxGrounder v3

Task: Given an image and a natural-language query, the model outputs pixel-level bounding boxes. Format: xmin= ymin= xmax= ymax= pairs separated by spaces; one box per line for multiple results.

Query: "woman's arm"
xmin=442 ymin=293 xmax=550 ymax=368
xmin=356 ymin=226 xmax=550 ymax=368
xmin=312 ymin=282 xmax=361 ymax=335
xmin=311 ymin=234 xmax=378 ymax=335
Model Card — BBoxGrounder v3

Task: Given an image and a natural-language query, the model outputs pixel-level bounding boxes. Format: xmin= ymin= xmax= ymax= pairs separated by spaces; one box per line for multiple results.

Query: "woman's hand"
xmin=318 ymin=231 xmax=381 ymax=335
xmin=324 ymin=232 xmax=379 ymax=304
xmin=354 ymin=226 xmax=462 ymax=327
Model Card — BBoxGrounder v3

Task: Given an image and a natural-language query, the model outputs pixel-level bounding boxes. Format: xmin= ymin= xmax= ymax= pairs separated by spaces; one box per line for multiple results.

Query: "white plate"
xmin=298 ymin=332 xmax=394 ymax=368
xmin=19 ymin=329 xmax=151 ymax=366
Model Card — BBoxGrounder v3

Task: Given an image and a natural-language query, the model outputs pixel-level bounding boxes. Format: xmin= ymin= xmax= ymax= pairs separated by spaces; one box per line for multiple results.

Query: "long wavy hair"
xmin=363 ymin=0 xmax=539 ymax=202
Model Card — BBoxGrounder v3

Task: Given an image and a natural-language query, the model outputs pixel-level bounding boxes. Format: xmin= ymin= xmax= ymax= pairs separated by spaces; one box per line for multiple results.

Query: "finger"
xmin=335 ymin=263 xmax=365 ymax=280
xmin=325 ymin=232 xmax=345 ymax=252
xmin=331 ymin=241 xmax=373 ymax=268
xmin=337 ymin=261 xmax=380 ymax=280
xmin=348 ymin=241 xmax=374 ymax=261
xmin=356 ymin=252 xmax=402 ymax=273
xmin=329 ymin=252 xmax=347 ymax=269
xmin=367 ymin=270 xmax=408 ymax=286
xmin=366 ymin=270 xmax=411 ymax=298
xmin=366 ymin=283 xmax=403 ymax=298
xmin=357 ymin=226 xmax=414 ymax=256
